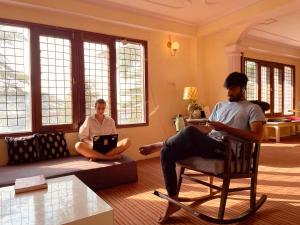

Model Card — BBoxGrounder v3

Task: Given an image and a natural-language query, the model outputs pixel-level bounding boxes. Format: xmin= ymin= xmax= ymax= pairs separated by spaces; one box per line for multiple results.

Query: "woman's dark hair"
xmin=224 ymin=72 xmax=248 ymax=88
xmin=94 ymin=98 xmax=106 ymax=108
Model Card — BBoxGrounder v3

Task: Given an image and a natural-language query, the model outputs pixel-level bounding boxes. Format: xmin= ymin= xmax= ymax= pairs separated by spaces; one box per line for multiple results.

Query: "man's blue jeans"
xmin=160 ymin=126 xmax=225 ymax=196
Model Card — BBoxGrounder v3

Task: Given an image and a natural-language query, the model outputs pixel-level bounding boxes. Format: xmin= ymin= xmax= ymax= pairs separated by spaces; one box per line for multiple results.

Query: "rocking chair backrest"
xmin=225 ymin=100 xmax=268 ymax=177
xmin=224 ymin=138 xmax=260 ymax=176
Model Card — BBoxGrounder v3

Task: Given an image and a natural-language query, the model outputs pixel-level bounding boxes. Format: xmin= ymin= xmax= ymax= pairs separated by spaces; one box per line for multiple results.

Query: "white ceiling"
xmin=82 ymin=0 xmax=261 ymax=25
xmin=81 ymin=0 xmax=300 ymax=48
xmin=248 ymin=11 xmax=300 ymax=48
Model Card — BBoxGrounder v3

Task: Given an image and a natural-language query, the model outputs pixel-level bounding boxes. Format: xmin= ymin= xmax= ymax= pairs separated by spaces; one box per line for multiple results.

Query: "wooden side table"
xmin=185 ymin=118 xmax=208 ymax=126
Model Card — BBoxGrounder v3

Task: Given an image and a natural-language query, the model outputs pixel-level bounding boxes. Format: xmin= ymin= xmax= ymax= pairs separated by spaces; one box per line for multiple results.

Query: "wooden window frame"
xmin=0 ymin=18 xmax=149 ymax=137
xmin=243 ymin=57 xmax=295 ymax=117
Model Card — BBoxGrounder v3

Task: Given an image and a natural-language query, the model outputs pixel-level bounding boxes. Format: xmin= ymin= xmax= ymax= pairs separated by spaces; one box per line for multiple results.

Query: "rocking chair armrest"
xmin=221 ymin=135 xmax=259 ymax=145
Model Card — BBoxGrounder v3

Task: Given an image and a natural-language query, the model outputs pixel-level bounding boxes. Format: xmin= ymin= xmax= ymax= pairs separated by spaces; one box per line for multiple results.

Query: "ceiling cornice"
xmin=85 ymin=0 xmax=198 ymax=26
xmin=197 ymin=0 xmax=300 ymax=37
xmin=248 ymin=28 xmax=300 ymax=48
xmin=242 ymin=35 xmax=300 ymax=59
xmin=0 ymin=0 xmax=198 ymax=37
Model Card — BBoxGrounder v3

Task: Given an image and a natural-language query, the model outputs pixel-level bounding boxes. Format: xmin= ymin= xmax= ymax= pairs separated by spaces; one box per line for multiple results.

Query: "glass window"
xmin=245 ymin=60 xmax=258 ymax=101
xmin=244 ymin=58 xmax=294 ymax=117
xmin=116 ymin=41 xmax=146 ymax=125
xmin=39 ymin=36 xmax=72 ymax=125
xmin=0 ymin=20 xmax=148 ymax=135
xmin=273 ymin=67 xmax=283 ymax=114
xmin=283 ymin=66 xmax=294 ymax=115
xmin=0 ymin=24 xmax=31 ymax=132
xmin=83 ymin=42 xmax=110 ymax=117
xmin=260 ymin=66 xmax=271 ymax=113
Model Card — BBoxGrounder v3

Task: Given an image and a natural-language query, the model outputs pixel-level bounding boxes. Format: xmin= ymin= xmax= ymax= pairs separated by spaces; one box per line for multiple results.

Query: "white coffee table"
xmin=0 ymin=175 xmax=113 ymax=225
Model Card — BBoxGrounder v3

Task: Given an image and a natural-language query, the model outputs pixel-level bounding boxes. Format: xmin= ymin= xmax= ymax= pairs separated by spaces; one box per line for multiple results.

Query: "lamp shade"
xmin=183 ymin=87 xmax=198 ymax=100
xmin=171 ymin=42 xmax=180 ymax=50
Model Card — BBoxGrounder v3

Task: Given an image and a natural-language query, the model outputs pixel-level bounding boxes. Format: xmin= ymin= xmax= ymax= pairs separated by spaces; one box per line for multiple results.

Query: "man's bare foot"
xmin=139 ymin=142 xmax=163 ymax=155
xmin=158 ymin=202 xmax=181 ymax=224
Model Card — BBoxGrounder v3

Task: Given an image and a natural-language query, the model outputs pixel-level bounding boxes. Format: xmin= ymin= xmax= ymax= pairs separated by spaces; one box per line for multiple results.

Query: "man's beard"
xmin=229 ymin=96 xmax=241 ymax=102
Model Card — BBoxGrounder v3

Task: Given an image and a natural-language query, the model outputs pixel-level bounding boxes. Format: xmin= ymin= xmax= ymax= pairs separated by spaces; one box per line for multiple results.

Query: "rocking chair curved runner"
xmin=154 ymin=101 xmax=269 ymax=224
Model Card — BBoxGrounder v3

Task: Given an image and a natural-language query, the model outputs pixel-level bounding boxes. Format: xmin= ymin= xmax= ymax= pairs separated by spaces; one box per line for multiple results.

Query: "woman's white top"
xmin=78 ymin=115 xmax=117 ymax=141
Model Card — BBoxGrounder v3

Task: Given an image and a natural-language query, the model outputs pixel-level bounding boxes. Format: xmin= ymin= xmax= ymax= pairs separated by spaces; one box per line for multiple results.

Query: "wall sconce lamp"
xmin=167 ymin=36 xmax=180 ymax=56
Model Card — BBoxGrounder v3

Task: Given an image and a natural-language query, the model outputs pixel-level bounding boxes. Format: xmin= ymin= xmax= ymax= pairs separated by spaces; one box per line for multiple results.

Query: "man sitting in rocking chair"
xmin=139 ymin=72 xmax=265 ymax=224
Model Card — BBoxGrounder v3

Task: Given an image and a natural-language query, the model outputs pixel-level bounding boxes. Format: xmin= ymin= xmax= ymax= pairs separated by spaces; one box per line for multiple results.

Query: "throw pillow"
xmin=37 ymin=132 xmax=70 ymax=160
xmin=5 ymin=135 xmax=40 ymax=165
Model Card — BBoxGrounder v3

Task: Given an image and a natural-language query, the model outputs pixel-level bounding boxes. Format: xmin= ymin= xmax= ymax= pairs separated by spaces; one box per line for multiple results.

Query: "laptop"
xmin=93 ymin=134 xmax=118 ymax=154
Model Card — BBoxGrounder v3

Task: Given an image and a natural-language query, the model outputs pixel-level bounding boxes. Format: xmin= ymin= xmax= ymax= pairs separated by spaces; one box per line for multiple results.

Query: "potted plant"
xmin=188 ymin=102 xmax=203 ymax=119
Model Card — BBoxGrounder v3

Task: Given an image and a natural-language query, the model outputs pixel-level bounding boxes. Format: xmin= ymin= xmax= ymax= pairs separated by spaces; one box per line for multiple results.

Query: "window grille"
xmin=0 ymin=24 xmax=31 ymax=132
xmin=283 ymin=66 xmax=293 ymax=115
xmin=260 ymin=66 xmax=271 ymax=114
xmin=83 ymin=42 xmax=110 ymax=118
xmin=116 ymin=41 xmax=146 ymax=125
xmin=40 ymin=36 xmax=72 ymax=125
xmin=273 ymin=67 xmax=283 ymax=113
xmin=245 ymin=60 xmax=258 ymax=100
xmin=244 ymin=58 xmax=294 ymax=116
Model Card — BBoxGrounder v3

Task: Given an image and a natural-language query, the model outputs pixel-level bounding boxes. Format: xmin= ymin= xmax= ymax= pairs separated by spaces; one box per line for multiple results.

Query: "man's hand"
xmin=208 ymin=121 xmax=229 ymax=132
xmin=196 ymin=124 xmax=213 ymax=134
xmin=208 ymin=120 xmax=264 ymax=142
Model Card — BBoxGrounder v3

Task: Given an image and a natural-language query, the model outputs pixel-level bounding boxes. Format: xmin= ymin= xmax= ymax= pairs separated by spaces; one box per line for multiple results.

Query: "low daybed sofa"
xmin=0 ymin=132 xmax=137 ymax=191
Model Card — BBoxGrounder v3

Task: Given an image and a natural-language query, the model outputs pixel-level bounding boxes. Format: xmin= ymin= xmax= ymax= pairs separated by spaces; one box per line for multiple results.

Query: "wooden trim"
xmin=30 ymin=27 xmax=40 ymax=132
xmin=76 ymin=32 xmax=86 ymax=126
xmin=0 ymin=17 xmax=149 ymax=135
xmin=257 ymin=61 xmax=261 ymax=101
xmin=71 ymin=31 xmax=80 ymax=130
xmin=244 ymin=57 xmax=295 ymax=118
xmin=113 ymin=38 xmax=149 ymax=127
xmin=293 ymin=65 xmax=296 ymax=116
xmin=117 ymin=122 xmax=148 ymax=129
xmin=144 ymin=41 xmax=149 ymax=126
xmin=33 ymin=27 xmax=75 ymax=131
xmin=109 ymin=38 xmax=118 ymax=125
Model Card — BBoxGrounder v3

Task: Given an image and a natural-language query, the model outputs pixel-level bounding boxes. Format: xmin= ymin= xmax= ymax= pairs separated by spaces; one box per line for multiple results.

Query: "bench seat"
xmin=0 ymin=155 xmax=137 ymax=191
xmin=264 ymin=121 xmax=299 ymax=142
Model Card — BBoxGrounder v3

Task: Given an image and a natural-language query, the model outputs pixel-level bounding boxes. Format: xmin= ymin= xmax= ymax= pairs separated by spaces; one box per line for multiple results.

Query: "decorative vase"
xmin=191 ymin=109 xmax=201 ymax=119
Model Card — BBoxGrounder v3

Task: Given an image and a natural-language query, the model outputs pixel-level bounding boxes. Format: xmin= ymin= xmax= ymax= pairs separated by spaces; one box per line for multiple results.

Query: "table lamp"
xmin=183 ymin=87 xmax=199 ymax=118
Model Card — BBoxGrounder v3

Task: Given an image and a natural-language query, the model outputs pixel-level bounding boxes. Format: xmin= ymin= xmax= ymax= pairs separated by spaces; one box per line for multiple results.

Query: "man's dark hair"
xmin=95 ymin=98 xmax=106 ymax=107
xmin=224 ymin=72 xmax=248 ymax=88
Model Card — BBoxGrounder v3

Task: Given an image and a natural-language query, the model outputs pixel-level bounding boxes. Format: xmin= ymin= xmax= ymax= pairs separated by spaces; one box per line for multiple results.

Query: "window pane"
xmin=284 ymin=66 xmax=293 ymax=115
xmin=0 ymin=24 xmax=31 ymax=132
xmin=273 ymin=67 xmax=283 ymax=113
xmin=83 ymin=42 xmax=110 ymax=118
xmin=260 ymin=66 xmax=271 ymax=113
xmin=116 ymin=41 xmax=146 ymax=125
xmin=245 ymin=60 xmax=258 ymax=100
xmin=40 ymin=36 xmax=72 ymax=125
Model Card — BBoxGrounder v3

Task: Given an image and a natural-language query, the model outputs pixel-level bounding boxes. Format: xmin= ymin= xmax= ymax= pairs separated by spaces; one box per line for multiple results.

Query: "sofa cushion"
xmin=0 ymin=155 xmax=138 ymax=190
xmin=178 ymin=157 xmax=225 ymax=175
xmin=37 ymin=132 xmax=70 ymax=160
xmin=178 ymin=156 xmax=248 ymax=175
xmin=5 ymin=135 xmax=40 ymax=165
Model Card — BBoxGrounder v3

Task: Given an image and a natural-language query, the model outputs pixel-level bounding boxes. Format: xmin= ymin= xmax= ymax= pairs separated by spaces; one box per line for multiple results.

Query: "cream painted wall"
xmin=0 ymin=2 xmax=198 ymax=165
xmin=196 ymin=35 xmax=232 ymax=110
xmin=0 ymin=1 xmax=299 ymax=166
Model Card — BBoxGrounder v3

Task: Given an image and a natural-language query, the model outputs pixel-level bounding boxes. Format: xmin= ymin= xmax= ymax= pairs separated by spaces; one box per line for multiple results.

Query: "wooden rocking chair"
xmin=154 ymin=101 xmax=269 ymax=224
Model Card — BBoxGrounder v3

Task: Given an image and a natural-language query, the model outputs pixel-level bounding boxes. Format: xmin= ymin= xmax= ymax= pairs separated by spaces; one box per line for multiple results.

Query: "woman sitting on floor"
xmin=75 ymin=98 xmax=131 ymax=161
